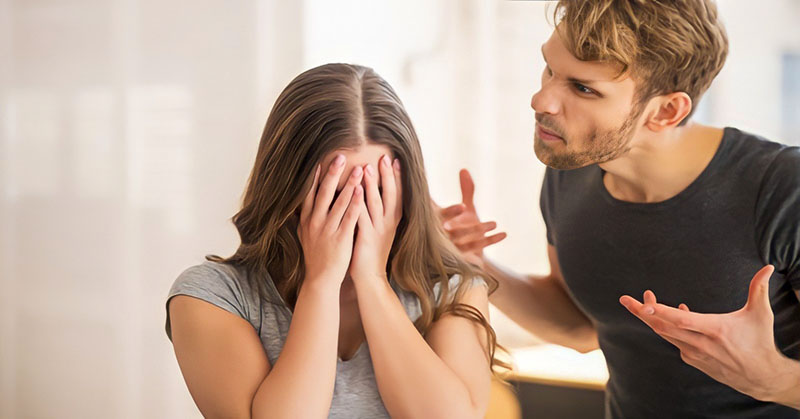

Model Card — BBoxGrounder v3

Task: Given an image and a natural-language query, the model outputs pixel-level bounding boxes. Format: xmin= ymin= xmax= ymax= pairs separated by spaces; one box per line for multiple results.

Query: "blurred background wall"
xmin=1 ymin=0 xmax=799 ymax=417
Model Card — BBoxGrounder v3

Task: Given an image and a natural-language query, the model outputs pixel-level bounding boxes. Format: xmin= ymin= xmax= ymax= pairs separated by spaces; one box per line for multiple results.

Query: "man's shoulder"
xmin=721 ymin=126 xmax=797 ymax=167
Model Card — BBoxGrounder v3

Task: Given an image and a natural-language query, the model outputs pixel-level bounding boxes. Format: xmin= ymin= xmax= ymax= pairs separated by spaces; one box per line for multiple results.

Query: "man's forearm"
xmin=763 ymin=355 xmax=800 ymax=410
xmin=483 ymin=258 xmax=598 ymax=353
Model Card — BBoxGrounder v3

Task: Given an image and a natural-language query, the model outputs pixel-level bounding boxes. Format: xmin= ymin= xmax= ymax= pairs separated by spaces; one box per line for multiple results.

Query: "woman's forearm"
xmin=251 ymin=278 xmax=341 ymax=419
xmin=354 ymin=278 xmax=484 ymax=419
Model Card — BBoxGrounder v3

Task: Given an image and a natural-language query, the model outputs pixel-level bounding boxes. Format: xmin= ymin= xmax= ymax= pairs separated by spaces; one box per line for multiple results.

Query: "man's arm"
xmin=619 ymin=269 xmax=800 ymax=410
xmin=483 ymin=244 xmax=598 ymax=353
xmin=436 ymin=169 xmax=597 ymax=353
xmin=768 ymin=290 xmax=800 ymax=409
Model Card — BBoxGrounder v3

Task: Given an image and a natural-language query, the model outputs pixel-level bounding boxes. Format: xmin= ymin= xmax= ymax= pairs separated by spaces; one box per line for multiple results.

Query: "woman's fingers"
xmin=379 ymin=155 xmax=396 ymax=217
xmin=339 ymin=185 xmax=363 ymax=235
xmin=312 ymin=154 xmax=346 ymax=224
xmin=392 ymin=158 xmax=402 ymax=220
xmin=300 ymin=164 xmax=320 ymax=224
xmin=363 ymin=163 xmax=383 ymax=223
xmin=327 ymin=166 xmax=363 ymax=231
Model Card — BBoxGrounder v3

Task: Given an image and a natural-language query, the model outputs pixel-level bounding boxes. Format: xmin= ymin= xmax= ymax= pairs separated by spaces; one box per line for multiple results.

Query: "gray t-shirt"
xmin=165 ymin=260 xmax=484 ymax=419
xmin=541 ymin=127 xmax=800 ymax=418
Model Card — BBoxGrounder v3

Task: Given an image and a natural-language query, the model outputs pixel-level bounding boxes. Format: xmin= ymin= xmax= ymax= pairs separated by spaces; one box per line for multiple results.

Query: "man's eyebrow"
xmin=541 ymin=44 xmax=603 ymax=86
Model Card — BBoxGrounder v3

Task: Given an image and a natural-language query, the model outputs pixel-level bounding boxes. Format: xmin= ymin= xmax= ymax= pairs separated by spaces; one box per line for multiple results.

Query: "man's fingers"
xmin=643 ymin=310 xmax=710 ymax=349
xmin=459 ymin=169 xmax=476 ymax=210
xmin=644 ymin=290 xmax=657 ymax=305
xmin=621 ymin=296 xmax=699 ymax=343
xmin=620 ymin=295 xmax=666 ymax=334
xmin=620 ymin=298 xmax=730 ymax=367
xmin=745 ymin=264 xmax=774 ymax=312
xmin=648 ymin=303 xmax=716 ymax=334
xmin=457 ymin=232 xmax=507 ymax=253
xmin=449 ymin=221 xmax=498 ymax=241
xmin=440 ymin=204 xmax=466 ymax=222
xmin=620 ymin=294 xmax=655 ymax=315
xmin=620 ymin=295 xmax=644 ymax=313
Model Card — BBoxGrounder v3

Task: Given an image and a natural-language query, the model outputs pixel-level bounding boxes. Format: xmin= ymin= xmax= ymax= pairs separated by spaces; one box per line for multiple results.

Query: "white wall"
xmin=1 ymin=0 xmax=797 ymax=417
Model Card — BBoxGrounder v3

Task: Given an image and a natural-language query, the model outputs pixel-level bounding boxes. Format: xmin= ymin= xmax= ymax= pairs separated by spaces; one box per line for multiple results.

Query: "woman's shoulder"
xmin=170 ymin=260 xmax=252 ymax=301
xmin=165 ymin=260 xmax=258 ymax=340
xmin=433 ymin=274 xmax=488 ymax=302
xmin=392 ymin=274 xmax=488 ymax=320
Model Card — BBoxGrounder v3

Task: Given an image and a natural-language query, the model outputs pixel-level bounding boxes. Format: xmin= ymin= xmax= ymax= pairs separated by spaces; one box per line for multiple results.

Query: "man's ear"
xmin=644 ymin=92 xmax=692 ymax=132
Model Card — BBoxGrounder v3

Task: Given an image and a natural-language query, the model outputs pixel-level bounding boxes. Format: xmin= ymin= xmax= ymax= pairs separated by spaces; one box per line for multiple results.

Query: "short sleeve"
xmin=433 ymin=274 xmax=488 ymax=305
xmin=164 ymin=262 xmax=250 ymax=341
xmin=540 ymin=168 xmax=556 ymax=245
xmin=755 ymin=146 xmax=800 ymax=289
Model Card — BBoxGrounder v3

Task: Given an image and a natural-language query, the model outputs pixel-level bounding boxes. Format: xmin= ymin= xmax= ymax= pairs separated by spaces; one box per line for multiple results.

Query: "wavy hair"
xmin=553 ymin=0 xmax=728 ymax=125
xmin=208 ymin=63 xmax=509 ymax=372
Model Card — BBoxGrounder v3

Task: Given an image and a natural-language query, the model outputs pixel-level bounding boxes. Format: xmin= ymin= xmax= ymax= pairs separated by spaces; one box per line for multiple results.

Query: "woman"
xmin=165 ymin=63 xmax=505 ymax=418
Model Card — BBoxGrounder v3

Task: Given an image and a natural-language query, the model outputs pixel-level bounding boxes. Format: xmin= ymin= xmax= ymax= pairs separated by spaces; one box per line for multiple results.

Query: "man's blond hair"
xmin=554 ymin=0 xmax=729 ymax=124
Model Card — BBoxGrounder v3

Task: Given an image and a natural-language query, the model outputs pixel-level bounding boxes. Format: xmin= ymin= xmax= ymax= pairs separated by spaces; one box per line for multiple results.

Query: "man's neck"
xmin=598 ymin=122 xmax=725 ymax=203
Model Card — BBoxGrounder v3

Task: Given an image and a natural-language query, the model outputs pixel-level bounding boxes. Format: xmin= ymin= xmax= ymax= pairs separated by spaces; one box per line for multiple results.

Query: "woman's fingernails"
xmin=382 ymin=155 xmax=390 ymax=167
xmin=443 ymin=222 xmax=451 ymax=230
xmin=353 ymin=166 xmax=363 ymax=177
xmin=335 ymin=154 xmax=345 ymax=166
xmin=365 ymin=164 xmax=374 ymax=176
xmin=393 ymin=158 xmax=400 ymax=170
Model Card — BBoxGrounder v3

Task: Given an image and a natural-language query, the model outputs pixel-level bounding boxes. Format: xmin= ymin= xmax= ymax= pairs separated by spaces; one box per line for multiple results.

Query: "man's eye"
xmin=574 ymin=83 xmax=594 ymax=95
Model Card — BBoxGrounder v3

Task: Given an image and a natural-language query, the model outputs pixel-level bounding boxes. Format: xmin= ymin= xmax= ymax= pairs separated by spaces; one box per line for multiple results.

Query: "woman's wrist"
xmin=300 ymin=273 xmax=342 ymax=297
xmin=352 ymin=272 xmax=392 ymax=299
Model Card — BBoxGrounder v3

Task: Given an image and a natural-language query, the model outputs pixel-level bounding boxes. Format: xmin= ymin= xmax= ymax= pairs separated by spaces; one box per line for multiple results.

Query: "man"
xmin=439 ymin=0 xmax=800 ymax=417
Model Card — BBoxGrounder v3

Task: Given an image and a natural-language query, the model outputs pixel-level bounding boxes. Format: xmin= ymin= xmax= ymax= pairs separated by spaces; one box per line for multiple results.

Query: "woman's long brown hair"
xmin=208 ymin=63 xmax=509 ymax=372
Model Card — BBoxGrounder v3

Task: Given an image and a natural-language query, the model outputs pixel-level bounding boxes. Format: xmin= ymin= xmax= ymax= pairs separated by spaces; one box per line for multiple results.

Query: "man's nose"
xmin=531 ymin=81 xmax=561 ymax=116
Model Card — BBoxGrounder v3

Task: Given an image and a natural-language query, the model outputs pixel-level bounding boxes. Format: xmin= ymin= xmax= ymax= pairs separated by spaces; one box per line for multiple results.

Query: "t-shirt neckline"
xmin=595 ymin=126 xmax=732 ymax=209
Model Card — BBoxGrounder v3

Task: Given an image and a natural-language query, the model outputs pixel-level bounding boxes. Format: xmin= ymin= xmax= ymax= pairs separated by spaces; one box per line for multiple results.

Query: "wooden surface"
xmin=506 ymin=345 xmax=608 ymax=391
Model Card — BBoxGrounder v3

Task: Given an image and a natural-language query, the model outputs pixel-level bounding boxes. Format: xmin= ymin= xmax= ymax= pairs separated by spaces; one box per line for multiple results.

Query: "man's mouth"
xmin=536 ymin=124 xmax=564 ymax=143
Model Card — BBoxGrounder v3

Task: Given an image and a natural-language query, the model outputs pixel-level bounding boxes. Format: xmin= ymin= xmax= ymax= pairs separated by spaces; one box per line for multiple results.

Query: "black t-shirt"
xmin=540 ymin=127 xmax=800 ymax=418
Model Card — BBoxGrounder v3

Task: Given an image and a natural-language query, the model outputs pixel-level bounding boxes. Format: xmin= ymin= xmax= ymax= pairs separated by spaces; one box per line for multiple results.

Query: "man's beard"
xmin=534 ymin=104 xmax=643 ymax=170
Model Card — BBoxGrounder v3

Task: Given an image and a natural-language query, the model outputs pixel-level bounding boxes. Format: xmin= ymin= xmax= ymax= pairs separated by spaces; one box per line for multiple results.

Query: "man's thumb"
xmin=745 ymin=264 xmax=775 ymax=312
xmin=459 ymin=169 xmax=475 ymax=208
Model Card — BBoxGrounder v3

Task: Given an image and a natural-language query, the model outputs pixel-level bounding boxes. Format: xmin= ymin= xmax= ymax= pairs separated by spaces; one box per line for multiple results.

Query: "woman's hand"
xmin=349 ymin=155 xmax=402 ymax=283
xmin=298 ymin=154 xmax=364 ymax=288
